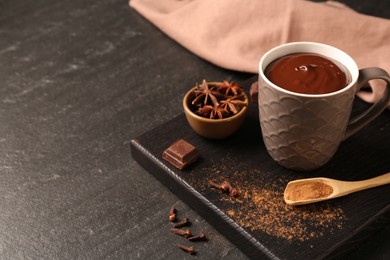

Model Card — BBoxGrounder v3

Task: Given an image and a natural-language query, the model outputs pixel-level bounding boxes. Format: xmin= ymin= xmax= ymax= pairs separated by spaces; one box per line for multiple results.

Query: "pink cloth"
xmin=130 ymin=0 xmax=390 ymax=105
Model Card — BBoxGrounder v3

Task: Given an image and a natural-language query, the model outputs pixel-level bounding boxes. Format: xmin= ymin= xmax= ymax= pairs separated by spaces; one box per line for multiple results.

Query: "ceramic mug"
xmin=258 ymin=42 xmax=390 ymax=171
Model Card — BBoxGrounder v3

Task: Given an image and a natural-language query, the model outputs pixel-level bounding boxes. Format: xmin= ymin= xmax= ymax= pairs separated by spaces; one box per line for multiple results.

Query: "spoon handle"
xmin=337 ymin=172 xmax=390 ymax=196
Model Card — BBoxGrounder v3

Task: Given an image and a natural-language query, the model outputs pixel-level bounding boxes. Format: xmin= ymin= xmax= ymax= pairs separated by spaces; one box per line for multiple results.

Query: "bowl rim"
xmin=182 ymin=84 xmax=249 ymax=123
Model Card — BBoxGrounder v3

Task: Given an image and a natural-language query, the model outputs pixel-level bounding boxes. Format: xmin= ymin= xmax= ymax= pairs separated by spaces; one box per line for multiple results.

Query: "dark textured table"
xmin=1 ymin=0 xmax=389 ymax=259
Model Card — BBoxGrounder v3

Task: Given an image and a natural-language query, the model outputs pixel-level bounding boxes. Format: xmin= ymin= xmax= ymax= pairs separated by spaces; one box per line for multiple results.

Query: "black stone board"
xmin=131 ymin=78 xmax=390 ymax=260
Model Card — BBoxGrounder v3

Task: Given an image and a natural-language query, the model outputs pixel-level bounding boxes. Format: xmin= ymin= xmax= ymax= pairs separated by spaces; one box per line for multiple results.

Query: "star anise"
xmin=192 ymin=80 xmax=223 ymax=107
xmin=189 ymin=80 xmax=247 ymax=120
xmin=196 ymin=105 xmax=229 ymax=119
xmin=217 ymin=81 xmax=243 ymax=96
xmin=219 ymin=94 xmax=248 ymax=115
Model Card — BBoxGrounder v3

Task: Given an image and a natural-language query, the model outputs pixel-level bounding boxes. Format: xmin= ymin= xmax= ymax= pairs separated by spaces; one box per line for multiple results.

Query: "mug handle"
xmin=344 ymin=67 xmax=390 ymax=139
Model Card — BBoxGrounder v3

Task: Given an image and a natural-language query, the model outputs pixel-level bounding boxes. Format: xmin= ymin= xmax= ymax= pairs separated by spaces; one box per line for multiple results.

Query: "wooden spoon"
xmin=284 ymin=172 xmax=390 ymax=205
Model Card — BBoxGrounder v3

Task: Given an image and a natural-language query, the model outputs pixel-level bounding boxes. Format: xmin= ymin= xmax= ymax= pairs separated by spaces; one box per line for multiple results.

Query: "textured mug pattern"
xmin=258 ymin=82 xmax=355 ymax=171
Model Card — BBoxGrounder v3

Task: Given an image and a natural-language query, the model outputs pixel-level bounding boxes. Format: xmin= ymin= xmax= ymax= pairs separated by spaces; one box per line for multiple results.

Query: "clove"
xmin=209 ymin=180 xmax=239 ymax=197
xmin=230 ymin=187 xmax=239 ymax=197
xmin=220 ymin=181 xmax=231 ymax=193
xmin=169 ymin=206 xmax=176 ymax=222
xmin=209 ymin=180 xmax=222 ymax=190
xmin=177 ymin=244 xmax=196 ymax=255
xmin=221 ymin=180 xmax=239 ymax=197
xmin=188 ymin=232 xmax=206 ymax=241
xmin=170 ymin=228 xmax=192 ymax=237
xmin=173 ymin=217 xmax=190 ymax=228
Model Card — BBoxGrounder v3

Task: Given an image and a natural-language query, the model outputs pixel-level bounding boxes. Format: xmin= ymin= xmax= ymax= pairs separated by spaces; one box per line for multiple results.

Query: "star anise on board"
xmin=190 ymin=80 xmax=247 ymax=119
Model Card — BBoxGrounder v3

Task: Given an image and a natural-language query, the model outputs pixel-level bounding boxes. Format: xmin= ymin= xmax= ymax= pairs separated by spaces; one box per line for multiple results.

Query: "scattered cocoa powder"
xmin=285 ymin=182 xmax=334 ymax=201
xmin=195 ymin=155 xmax=344 ymax=242
xmin=221 ymin=184 xmax=343 ymax=241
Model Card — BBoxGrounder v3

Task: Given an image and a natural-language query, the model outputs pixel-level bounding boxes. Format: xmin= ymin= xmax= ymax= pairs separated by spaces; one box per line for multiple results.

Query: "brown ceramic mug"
xmin=258 ymin=42 xmax=390 ymax=171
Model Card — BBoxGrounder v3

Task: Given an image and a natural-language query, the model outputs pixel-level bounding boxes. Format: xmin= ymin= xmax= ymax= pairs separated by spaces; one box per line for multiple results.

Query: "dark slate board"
xmin=130 ymin=78 xmax=390 ymax=260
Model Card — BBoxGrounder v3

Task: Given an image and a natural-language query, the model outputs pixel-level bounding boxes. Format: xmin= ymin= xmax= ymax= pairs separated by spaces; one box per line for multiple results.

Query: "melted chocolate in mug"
xmin=265 ymin=53 xmax=351 ymax=94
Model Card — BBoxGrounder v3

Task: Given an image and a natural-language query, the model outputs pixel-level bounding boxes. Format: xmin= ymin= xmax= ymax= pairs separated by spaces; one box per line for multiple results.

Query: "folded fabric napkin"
xmin=130 ymin=0 xmax=390 ymax=106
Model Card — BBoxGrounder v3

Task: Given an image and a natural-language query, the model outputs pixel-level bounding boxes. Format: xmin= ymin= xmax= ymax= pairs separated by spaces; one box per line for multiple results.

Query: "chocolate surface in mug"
xmin=265 ymin=53 xmax=351 ymax=94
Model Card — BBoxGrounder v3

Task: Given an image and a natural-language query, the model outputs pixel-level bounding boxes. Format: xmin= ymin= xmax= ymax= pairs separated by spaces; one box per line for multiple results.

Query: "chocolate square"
xmin=162 ymin=139 xmax=198 ymax=170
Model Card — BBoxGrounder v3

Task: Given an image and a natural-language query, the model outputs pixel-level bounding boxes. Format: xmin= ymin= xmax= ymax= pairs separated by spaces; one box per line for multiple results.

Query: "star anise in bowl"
xmin=190 ymin=80 xmax=248 ymax=119
xmin=183 ymin=80 xmax=249 ymax=139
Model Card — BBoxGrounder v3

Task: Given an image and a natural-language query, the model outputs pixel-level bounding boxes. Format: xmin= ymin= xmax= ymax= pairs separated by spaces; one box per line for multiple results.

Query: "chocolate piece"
xmin=162 ymin=139 xmax=198 ymax=170
xmin=249 ymin=81 xmax=258 ymax=103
